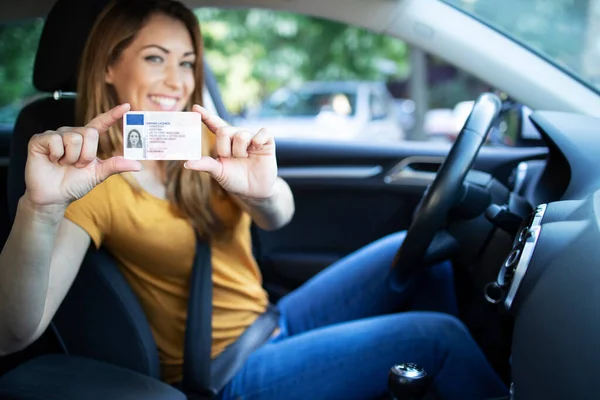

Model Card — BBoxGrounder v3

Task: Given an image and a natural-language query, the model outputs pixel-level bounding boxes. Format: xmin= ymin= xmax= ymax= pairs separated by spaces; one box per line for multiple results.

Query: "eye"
xmin=144 ymin=55 xmax=164 ymax=64
xmin=181 ymin=61 xmax=195 ymax=69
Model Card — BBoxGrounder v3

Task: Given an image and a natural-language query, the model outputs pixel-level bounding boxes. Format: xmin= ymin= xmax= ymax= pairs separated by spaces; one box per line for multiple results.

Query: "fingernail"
xmin=183 ymin=162 xmax=189 ymax=169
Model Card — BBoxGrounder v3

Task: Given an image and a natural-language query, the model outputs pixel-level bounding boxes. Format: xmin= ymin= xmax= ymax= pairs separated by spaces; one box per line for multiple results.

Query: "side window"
xmin=369 ymin=92 xmax=388 ymax=121
xmin=197 ymin=8 xmax=521 ymax=147
xmin=0 ymin=18 xmax=44 ymax=129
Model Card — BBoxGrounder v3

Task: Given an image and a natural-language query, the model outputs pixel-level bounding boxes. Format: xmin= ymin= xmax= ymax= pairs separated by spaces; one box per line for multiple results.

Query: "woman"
xmin=126 ymin=129 xmax=142 ymax=148
xmin=0 ymin=0 xmax=508 ymax=399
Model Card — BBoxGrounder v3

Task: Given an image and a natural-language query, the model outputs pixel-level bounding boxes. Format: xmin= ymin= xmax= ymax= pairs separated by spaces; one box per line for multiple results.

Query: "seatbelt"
xmin=182 ymin=235 xmax=280 ymax=398
xmin=210 ymin=304 xmax=279 ymax=393
xmin=182 ymin=236 xmax=213 ymax=396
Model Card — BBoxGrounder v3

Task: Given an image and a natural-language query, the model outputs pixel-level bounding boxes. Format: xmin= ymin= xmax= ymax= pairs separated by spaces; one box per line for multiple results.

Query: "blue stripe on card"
xmin=126 ymin=114 xmax=144 ymax=125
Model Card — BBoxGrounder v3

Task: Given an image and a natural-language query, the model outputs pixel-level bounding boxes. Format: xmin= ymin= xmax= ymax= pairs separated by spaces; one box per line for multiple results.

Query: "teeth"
xmin=150 ymin=96 xmax=177 ymax=107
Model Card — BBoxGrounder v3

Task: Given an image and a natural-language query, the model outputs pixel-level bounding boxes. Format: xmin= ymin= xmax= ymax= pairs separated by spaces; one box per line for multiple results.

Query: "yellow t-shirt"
xmin=64 ymin=174 xmax=269 ymax=383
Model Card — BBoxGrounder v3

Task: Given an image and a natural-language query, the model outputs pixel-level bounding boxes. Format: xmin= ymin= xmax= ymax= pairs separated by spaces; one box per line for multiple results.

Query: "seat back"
xmin=6 ymin=0 xmax=160 ymax=378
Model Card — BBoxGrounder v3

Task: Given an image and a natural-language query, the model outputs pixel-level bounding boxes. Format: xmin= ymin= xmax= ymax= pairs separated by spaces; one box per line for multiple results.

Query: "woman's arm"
xmin=0 ymin=104 xmax=140 ymax=355
xmin=231 ymin=177 xmax=295 ymax=231
xmin=0 ymin=196 xmax=91 ymax=355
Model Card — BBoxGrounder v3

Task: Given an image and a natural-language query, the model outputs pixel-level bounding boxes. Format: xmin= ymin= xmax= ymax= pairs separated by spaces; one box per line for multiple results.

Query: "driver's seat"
xmin=6 ymin=0 xmax=164 ymax=379
xmin=1 ymin=0 xmax=216 ymax=398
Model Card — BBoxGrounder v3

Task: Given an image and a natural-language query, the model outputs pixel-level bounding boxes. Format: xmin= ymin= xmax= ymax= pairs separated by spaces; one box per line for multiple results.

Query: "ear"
xmin=105 ymin=66 xmax=115 ymax=84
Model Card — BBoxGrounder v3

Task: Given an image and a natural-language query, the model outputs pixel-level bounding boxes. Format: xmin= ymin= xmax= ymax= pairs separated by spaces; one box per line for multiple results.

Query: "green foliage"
xmin=448 ymin=0 xmax=590 ymax=76
xmin=4 ymin=1 xmax=589 ymax=121
xmin=0 ymin=18 xmax=44 ymax=111
xmin=196 ymin=8 xmax=409 ymax=112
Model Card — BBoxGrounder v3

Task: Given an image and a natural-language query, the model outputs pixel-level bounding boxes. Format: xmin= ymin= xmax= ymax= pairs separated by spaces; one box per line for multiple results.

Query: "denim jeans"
xmin=218 ymin=231 xmax=508 ymax=400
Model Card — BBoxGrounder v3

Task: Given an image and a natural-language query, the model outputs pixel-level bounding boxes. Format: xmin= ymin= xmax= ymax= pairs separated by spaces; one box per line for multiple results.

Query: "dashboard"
xmin=492 ymin=111 xmax=600 ymax=399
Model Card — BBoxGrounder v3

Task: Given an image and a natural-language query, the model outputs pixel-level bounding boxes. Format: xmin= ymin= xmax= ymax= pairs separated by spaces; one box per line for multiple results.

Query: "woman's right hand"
xmin=24 ymin=103 xmax=142 ymax=209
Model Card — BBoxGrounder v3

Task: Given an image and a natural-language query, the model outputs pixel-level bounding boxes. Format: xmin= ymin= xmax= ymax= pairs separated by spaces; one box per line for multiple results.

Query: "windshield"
xmin=258 ymin=87 xmax=357 ymax=118
xmin=443 ymin=0 xmax=600 ymax=92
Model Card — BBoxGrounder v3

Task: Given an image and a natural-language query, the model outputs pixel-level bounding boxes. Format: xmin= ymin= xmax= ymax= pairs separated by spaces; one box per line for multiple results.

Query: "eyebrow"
xmin=141 ymin=44 xmax=195 ymax=57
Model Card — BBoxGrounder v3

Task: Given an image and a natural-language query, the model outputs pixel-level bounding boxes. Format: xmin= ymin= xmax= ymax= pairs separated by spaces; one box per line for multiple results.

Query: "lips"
xmin=148 ymin=95 xmax=179 ymax=110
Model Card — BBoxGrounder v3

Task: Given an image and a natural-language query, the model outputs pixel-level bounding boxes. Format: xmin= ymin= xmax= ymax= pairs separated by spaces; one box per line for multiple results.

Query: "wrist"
xmin=19 ymin=192 xmax=68 ymax=225
xmin=236 ymin=183 xmax=278 ymax=206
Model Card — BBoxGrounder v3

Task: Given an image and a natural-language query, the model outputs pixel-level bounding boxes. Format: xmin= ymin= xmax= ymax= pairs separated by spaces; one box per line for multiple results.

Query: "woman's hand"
xmin=184 ymin=105 xmax=277 ymax=199
xmin=24 ymin=103 xmax=142 ymax=209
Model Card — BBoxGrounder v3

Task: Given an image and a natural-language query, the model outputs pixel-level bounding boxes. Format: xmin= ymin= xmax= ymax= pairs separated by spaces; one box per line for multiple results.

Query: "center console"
xmin=484 ymin=203 xmax=547 ymax=311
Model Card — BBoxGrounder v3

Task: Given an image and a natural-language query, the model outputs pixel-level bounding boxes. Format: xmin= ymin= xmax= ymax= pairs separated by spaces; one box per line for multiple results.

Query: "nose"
xmin=164 ymin=63 xmax=183 ymax=90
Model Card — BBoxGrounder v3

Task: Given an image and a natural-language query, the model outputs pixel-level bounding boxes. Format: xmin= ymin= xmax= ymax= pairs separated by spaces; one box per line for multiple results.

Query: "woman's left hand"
xmin=184 ymin=105 xmax=277 ymax=199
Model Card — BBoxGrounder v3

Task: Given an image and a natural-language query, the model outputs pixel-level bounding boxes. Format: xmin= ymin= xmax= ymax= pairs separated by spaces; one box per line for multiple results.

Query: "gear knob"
xmin=388 ymin=363 xmax=432 ymax=400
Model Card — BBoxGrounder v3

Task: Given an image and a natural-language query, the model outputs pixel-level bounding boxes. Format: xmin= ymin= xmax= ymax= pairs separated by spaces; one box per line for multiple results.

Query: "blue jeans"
xmin=218 ymin=231 xmax=508 ymax=400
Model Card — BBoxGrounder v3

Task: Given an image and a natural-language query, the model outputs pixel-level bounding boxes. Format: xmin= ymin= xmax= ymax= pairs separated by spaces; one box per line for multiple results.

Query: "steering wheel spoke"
xmin=422 ymin=230 xmax=460 ymax=265
xmin=389 ymin=92 xmax=502 ymax=291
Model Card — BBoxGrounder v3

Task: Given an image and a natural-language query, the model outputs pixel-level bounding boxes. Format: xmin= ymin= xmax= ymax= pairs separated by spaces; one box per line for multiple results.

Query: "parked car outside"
xmin=236 ymin=81 xmax=405 ymax=143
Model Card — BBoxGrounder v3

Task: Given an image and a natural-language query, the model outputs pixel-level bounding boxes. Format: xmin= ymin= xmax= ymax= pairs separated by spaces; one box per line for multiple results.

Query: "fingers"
xmin=96 ymin=156 xmax=142 ymax=182
xmin=215 ymin=125 xmax=237 ymax=158
xmin=76 ymin=128 xmax=100 ymax=167
xmin=193 ymin=105 xmax=273 ymax=159
xmin=250 ymin=128 xmax=274 ymax=151
xmin=214 ymin=126 xmax=254 ymax=159
xmin=47 ymin=134 xmax=65 ymax=163
xmin=31 ymin=128 xmax=100 ymax=168
xmin=59 ymin=131 xmax=84 ymax=165
xmin=29 ymin=132 xmax=64 ymax=162
xmin=232 ymin=131 xmax=252 ymax=158
xmin=192 ymin=104 xmax=228 ymax=133
xmin=29 ymin=104 xmax=128 ymax=167
xmin=85 ymin=103 xmax=130 ymax=133
xmin=57 ymin=128 xmax=100 ymax=167
xmin=183 ymin=156 xmax=223 ymax=180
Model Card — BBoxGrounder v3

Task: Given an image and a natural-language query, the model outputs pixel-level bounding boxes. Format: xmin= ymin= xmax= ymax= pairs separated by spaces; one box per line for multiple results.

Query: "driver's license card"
xmin=123 ymin=111 xmax=202 ymax=160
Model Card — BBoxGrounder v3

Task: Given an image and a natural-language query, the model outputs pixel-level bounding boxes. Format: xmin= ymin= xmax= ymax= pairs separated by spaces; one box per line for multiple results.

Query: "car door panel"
xmin=257 ymin=138 xmax=547 ymax=298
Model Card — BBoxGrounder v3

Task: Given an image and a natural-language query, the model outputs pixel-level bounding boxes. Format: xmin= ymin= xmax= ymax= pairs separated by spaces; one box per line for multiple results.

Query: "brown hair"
xmin=76 ymin=0 xmax=228 ymax=238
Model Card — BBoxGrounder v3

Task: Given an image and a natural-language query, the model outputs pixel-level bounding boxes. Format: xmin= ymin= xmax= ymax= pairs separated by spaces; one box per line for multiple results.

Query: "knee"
xmin=404 ymin=312 xmax=471 ymax=345
xmin=366 ymin=230 xmax=408 ymax=258
xmin=431 ymin=313 xmax=469 ymax=338
xmin=421 ymin=313 xmax=478 ymax=359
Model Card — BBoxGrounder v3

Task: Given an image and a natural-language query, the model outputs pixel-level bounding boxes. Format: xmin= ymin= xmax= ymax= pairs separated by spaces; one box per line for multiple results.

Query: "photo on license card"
xmin=123 ymin=111 xmax=202 ymax=160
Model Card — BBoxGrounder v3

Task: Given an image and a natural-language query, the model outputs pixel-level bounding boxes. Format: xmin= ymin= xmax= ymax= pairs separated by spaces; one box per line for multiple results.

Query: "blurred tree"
xmin=2 ymin=2 xmax=592 ymax=122
xmin=460 ymin=0 xmax=588 ymax=75
xmin=197 ymin=8 xmax=409 ymax=112
xmin=0 ymin=18 xmax=43 ymax=110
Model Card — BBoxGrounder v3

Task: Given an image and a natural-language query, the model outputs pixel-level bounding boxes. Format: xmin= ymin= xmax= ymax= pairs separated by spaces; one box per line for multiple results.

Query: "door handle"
xmin=384 ymin=156 xmax=444 ymax=185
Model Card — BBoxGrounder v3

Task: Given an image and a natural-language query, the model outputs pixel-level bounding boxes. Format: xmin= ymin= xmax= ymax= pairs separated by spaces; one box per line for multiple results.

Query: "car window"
xmin=369 ymin=91 xmax=388 ymax=120
xmin=443 ymin=0 xmax=599 ymax=94
xmin=0 ymin=10 xmax=521 ymax=148
xmin=197 ymin=8 xmax=522 ymax=147
xmin=0 ymin=18 xmax=44 ymax=129
xmin=256 ymin=86 xmax=357 ymax=118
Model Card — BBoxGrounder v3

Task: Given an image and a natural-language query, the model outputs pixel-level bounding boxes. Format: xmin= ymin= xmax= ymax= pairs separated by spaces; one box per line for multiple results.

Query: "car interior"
xmin=1 ymin=0 xmax=600 ymax=399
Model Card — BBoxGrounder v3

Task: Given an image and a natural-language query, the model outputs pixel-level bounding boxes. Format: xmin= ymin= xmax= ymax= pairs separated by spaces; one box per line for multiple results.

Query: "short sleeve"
xmin=64 ymin=178 xmax=114 ymax=249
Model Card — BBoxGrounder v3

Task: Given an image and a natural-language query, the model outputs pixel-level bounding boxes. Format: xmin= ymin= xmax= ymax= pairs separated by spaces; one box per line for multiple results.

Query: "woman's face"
xmin=105 ymin=13 xmax=196 ymax=112
xmin=130 ymin=131 xmax=140 ymax=145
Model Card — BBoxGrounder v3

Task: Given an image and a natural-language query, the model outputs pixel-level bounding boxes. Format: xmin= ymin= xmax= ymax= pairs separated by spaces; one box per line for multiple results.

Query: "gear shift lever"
xmin=388 ymin=363 xmax=432 ymax=400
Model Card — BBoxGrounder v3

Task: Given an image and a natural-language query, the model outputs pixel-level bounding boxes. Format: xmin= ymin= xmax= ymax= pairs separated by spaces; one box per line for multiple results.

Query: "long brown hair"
xmin=76 ymin=0 xmax=230 ymax=238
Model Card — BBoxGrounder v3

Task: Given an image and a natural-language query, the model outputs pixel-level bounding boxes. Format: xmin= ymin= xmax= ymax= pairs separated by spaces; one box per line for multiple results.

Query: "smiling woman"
xmin=103 ymin=13 xmax=197 ymax=113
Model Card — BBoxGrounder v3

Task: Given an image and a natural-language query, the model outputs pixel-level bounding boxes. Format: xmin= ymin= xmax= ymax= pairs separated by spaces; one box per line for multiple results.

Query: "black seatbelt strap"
xmin=182 ymin=235 xmax=213 ymax=396
xmin=182 ymin=235 xmax=280 ymax=398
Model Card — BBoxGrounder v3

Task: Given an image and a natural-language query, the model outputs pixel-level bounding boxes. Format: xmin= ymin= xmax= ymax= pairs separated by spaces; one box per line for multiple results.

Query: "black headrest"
xmin=33 ymin=0 xmax=110 ymax=93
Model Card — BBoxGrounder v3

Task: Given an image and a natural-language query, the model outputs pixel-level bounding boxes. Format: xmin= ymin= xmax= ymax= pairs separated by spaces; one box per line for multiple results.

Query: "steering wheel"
xmin=389 ymin=92 xmax=502 ymax=291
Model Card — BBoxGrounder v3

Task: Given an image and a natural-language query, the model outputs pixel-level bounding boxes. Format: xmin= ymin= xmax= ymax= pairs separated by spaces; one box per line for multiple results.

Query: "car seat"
xmin=2 ymin=0 xmax=218 ymax=398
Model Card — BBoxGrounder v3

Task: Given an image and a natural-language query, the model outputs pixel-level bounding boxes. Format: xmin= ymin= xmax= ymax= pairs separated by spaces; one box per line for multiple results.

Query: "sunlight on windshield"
xmin=443 ymin=0 xmax=600 ymax=92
